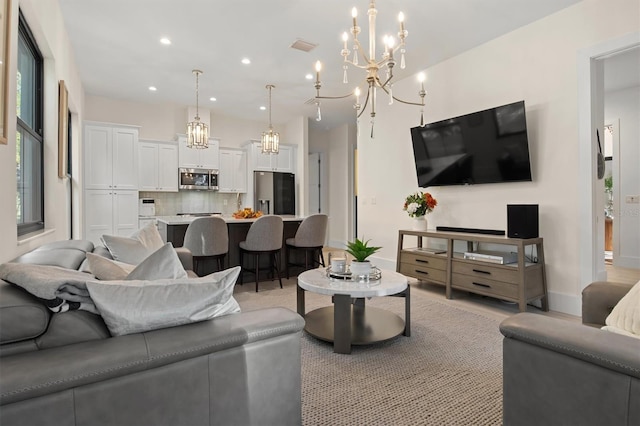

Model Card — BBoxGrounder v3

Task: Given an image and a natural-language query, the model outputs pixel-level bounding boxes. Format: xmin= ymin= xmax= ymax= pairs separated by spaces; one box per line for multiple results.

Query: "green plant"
xmin=604 ymin=175 xmax=613 ymax=193
xmin=345 ymin=237 xmax=382 ymax=262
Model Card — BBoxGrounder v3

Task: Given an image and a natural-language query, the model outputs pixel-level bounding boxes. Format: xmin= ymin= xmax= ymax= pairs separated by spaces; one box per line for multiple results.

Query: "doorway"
xmin=578 ymin=32 xmax=640 ymax=290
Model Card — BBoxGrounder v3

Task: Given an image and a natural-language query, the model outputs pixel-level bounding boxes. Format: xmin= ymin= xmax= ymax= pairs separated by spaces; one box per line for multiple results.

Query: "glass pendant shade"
xmin=261 ymin=128 xmax=279 ymax=154
xmin=261 ymin=84 xmax=279 ymax=154
xmin=186 ymin=117 xmax=208 ymax=149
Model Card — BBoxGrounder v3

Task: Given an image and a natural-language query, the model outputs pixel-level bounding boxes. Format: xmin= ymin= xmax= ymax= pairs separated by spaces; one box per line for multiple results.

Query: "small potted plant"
xmin=345 ymin=237 xmax=381 ymax=277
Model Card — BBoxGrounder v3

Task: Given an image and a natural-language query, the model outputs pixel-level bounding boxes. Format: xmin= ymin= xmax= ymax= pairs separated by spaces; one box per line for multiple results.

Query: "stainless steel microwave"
xmin=178 ymin=168 xmax=219 ymax=191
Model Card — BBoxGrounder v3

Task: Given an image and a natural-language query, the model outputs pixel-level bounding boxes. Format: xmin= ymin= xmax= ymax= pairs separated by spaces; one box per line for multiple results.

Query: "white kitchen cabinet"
xmin=218 ymin=148 xmax=247 ymax=193
xmin=139 ymin=140 xmax=178 ymax=192
xmin=84 ymin=189 xmax=139 ymax=245
xmin=250 ymin=141 xmax=294 ymax=172
xmin=178 ymin=136 xmax=220 ymax=169
xmin=84 ymin=123 xmax=139 ymax=190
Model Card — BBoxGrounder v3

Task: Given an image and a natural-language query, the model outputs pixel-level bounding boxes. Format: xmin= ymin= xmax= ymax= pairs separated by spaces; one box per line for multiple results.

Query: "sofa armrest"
xmin=582 ymin=281 xmax=633 ymax=327
xmin=0 ymin=307 xmax=304 ymax=405
xmin=500 ymin=313 xmax=640 ymax=377
xmin=500 ymin=313 xmax=640 ymax=426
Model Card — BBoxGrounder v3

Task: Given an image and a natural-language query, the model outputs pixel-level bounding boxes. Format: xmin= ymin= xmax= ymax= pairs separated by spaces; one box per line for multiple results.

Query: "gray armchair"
xmin=500 ymin=281 xmax=640 ymax=426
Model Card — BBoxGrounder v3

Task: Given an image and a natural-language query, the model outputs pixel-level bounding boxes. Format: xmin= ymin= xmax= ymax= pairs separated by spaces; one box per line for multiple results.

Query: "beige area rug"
xmin=234 ymin=277 xmax=507 ymax=426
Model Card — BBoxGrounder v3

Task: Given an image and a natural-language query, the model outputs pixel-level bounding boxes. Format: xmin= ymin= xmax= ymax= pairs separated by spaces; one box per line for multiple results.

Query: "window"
xmin=16 ymin=11 xmax=43 ymax=236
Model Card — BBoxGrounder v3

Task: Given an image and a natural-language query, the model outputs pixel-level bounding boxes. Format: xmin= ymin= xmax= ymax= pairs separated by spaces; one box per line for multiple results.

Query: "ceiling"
xmin=58 ymin=0 xmax=582 ymax=131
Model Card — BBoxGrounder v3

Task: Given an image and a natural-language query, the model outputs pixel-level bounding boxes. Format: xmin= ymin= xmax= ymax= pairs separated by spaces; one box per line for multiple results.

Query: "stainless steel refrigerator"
xmin=254 ymin=171 xmax=296 ymax=215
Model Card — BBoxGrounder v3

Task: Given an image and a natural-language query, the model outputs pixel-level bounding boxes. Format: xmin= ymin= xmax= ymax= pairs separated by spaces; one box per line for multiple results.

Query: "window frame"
xmin=16 ymin=10 xmax=44 ymax=236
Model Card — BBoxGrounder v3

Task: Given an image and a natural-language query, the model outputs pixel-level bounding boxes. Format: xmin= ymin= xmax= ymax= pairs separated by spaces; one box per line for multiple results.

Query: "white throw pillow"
xmin=86 ymin=253 xmax=136 ymax=281
xmin=86 ymin=266 xmax=241 ymax=336
xmin=126 ymin=243 xmax=187 ymax=280
xmin=601 ymin=280 xmax=640 ymax=339
xmin=101 ymin=223 xmax=164 ymax=265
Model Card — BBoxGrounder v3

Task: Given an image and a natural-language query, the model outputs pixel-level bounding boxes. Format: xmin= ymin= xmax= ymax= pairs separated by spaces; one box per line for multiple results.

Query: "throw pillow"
xmin=602 ymin=280 xmax=640 ymax=340
xmin=86 ymin=266 xmax=241 ymax=336
xmin=86 ymin=252 xmax=136 ymax=281
xmin=101 ymin=223 xmax=164 ymax=265
xmin=126 ymin=243 xmax=187 ymax=280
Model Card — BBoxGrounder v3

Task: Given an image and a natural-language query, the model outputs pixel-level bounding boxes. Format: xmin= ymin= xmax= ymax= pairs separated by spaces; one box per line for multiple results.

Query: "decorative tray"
xmin=325 ymin=266 xmax=382 ymax=282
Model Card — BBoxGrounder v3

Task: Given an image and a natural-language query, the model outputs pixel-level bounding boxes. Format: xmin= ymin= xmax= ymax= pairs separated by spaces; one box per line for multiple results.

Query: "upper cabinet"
xmin=178 ymin=136 xmax=220 ymax=169
xmin=218 ymin=148 xmax=247 ymax=193
xmin=249 ymin=141 xmax=293 ymax=172
xmin=84 ymin=123 xmax=139 ymax=190
xmin=139 ymin=140 xmax=179 ymax=192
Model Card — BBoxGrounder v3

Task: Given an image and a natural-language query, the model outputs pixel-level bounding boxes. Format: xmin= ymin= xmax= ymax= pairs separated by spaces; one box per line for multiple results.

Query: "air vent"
xmin=290 ymin=39 xmax=318 ymax=53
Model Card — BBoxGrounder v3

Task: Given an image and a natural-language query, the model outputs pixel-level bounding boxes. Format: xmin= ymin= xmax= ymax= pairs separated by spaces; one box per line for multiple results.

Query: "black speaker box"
xmin=507 ymin=204 xmax=539 ymax=239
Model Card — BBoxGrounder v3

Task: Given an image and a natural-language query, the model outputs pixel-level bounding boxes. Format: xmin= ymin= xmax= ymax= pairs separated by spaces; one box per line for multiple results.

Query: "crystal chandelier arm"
xmin=315 ymin=93 xmax=353 ymax=100
xmin=345 ymin=38 xmax=370 ymax=69
xmin=377 ymin=83 xmax=425 ymax=107
xmin=356 ymin=86 xmax=371 ymax=119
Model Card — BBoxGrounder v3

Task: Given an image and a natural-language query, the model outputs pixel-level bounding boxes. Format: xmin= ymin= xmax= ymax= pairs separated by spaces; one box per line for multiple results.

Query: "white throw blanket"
xmin=0 ymin=263 xmax=98 ymax=314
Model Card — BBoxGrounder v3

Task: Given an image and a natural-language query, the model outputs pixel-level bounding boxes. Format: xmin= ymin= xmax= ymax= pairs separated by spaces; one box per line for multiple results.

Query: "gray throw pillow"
xmin=86 ymin=253 xmax=135 ymax=281
xmin=100 ymin=223 xmax=164 ymax=265
xmin=86 ymin=266 xmax=241 ymax=336
xmin=126 ymin=243 xmax=187 ymax=280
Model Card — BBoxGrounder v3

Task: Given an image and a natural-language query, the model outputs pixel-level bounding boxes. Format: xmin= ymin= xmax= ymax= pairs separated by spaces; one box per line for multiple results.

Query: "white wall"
xmin=357 ymin=0 xmax=640 ymax=315
xmin=0 ymin=0 xmax=85 ymax=263
xmin=605 ymin=86 xmax=640 ymax=268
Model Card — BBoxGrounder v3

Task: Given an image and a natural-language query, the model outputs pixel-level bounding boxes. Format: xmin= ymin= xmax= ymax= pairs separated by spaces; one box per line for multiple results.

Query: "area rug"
xmin=234 ymin=279 xmax=505 ymax=425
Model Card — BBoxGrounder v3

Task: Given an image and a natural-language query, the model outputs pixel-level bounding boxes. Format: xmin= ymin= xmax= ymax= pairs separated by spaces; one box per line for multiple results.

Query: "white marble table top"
xmin=297 ymin=268 xmax=408 ymax=298
xmin=156 ymin=215 xmax=304 ymax=225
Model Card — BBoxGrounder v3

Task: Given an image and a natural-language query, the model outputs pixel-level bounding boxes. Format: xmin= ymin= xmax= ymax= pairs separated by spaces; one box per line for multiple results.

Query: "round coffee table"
xmin=296 ymin=268 xmax=410 ymax=354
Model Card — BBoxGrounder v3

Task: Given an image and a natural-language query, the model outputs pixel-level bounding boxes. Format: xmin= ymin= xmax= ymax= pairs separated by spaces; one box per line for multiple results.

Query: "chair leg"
xmin=285 ymin=245 xmax=290 ymax=279
xmin=319 ymin=249 xmax=326 ymax=267
xmin=304 ymin=249 xmax=309 ymax=271
xmin=255 ymin=254 xmax=260 ymax=292
xmin=273 ymin=251 xmax=283 ymax=289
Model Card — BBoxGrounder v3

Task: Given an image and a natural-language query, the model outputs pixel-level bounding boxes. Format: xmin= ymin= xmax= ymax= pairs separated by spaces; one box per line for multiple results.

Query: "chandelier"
xmin=313 ymin=0 xmax=426 ymax=137
xmin=261 ymin=84 xmax=280 ymax=154
xmin=186 ymin=69 xmax=209 ymax=149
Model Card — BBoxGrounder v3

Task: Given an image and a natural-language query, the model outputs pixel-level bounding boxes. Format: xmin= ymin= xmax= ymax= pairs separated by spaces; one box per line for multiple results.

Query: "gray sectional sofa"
xmin=0 ymin=240 xmax=305 ymax=426
xmin=500 ymin=281 xmax=640 ymax=426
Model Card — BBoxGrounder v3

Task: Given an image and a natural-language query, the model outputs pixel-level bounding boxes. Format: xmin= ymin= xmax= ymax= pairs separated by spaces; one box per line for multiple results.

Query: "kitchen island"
xmin=156 ymin=215 xmax=304 ymax=276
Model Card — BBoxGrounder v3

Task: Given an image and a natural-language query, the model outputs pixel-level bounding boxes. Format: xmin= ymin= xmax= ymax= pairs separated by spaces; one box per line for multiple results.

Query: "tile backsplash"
xmin=140 ymin=191 xmax=246 ymax=216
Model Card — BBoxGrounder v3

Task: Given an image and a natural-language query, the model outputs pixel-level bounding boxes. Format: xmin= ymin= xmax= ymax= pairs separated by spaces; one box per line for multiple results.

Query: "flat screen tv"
xmin=410 ymin=100 xmax=532 ymax=187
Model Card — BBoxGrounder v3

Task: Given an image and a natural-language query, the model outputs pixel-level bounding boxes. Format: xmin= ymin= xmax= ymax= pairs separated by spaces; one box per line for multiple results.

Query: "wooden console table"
xmin=396 ymin=229 xmax=548 ymax=312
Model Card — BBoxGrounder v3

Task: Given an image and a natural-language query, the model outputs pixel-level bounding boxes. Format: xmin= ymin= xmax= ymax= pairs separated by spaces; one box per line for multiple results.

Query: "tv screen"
xmin=410 ymin=100 xmax=532 ymax=187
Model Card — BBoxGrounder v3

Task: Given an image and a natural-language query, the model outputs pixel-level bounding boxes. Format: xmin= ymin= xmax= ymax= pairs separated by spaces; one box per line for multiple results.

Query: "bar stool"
xmin=239 ymin=215 xmax=284 ymax=292
xmin=181 ymin=216 xmax=228 ymax=276
xmin=285 ymin=214 xmax=328 ymax=278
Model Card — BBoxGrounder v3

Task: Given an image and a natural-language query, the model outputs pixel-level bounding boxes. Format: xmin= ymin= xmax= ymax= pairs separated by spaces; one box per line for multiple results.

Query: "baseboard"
xmin=369 ymin=255 xmax=396 ymax=272
xmin=545 ymin=291 xmax=582 ymax=317
xmin=614 ymin=256 xmax=640 ymax=269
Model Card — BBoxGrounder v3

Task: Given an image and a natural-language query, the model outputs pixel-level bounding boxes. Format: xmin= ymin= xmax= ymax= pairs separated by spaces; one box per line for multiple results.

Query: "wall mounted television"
xmin=410 ymin=100 xmax=532 ymax=187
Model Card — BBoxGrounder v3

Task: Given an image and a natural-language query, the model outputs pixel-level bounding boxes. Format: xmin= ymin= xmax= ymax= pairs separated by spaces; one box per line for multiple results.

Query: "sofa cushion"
xmin=602 ymin=280 xmax=640 ymax=339
xmin=86 ymin=266 xmax=241 ymax=336
xmin=32 ymin=240 xmax=95 ymax=253
xmin=0 ymin=281 xmax=50 ymax=344
xmin=12 ymin=248 xmax=88 ymax=271
xmin=101 ymin=224 xmax=164 ymax=265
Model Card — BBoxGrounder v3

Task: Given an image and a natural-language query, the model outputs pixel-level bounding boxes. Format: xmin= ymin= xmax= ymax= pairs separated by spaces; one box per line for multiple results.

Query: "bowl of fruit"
xmin=232 ymin=208 xmax=264 ymax=219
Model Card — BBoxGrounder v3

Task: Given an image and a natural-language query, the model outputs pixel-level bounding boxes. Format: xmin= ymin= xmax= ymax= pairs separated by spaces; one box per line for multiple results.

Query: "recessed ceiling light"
xmin=259 ymin=106 xmax=266 ymax=111
xmin=160 ymin=37 xmax=171 ymax=45
xmin=305 ymin=73 xmax=313 ymax=80
xmin=209 ymin=97 xmax=217 ymax=102
xmin=148 ymin=86 xmax=157 ymax=91
xmin=241 ymin=58 xmax=251 ymax=65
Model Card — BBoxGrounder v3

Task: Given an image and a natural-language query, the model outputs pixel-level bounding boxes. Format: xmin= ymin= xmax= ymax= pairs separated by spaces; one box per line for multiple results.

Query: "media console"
xmin=396 ymin=229 xmax=548 ymax=312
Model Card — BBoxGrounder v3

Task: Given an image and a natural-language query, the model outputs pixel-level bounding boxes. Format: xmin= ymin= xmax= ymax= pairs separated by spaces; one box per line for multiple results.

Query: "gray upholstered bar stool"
xmin=239 ymin=215 xmax=284 ymax=292
xmin=180 ymin=216 xmax=229 ymax=276
xmin=285 ymin=214 xmax=328 ymax=278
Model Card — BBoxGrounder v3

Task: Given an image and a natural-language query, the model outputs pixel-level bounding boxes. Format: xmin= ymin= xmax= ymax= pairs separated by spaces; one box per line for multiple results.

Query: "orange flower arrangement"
xmin=403 ymin=191 xmax=437 ymax=218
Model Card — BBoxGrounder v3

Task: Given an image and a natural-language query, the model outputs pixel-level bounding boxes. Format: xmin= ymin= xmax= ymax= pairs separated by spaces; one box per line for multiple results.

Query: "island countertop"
xmin=156 ymin=215 xmax=304 ymax=225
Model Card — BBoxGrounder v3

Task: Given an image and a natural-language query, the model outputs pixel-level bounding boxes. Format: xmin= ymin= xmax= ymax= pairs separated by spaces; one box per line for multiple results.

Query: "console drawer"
xmin=451 ymin=273 xmax=518 ymax=299
xmin=400 ymin=252 xmax=447 ymax=270
xmin=452 ymin=260 xmax=518 ymax=283
xmin=399 ymin=263 xmax=446 ymax=284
